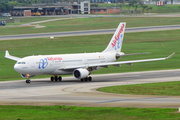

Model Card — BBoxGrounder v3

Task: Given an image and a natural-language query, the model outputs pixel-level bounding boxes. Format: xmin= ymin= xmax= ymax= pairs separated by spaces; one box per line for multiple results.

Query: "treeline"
xmin=0 ymin=0 xmax=80 ymax=6
xmin=0 ymin=0 xmax=80 ymax=12
xmin=128 ymin=0 xmax=152 ymax=13
xmin=0 ymin=0 xmax=152 ymax=13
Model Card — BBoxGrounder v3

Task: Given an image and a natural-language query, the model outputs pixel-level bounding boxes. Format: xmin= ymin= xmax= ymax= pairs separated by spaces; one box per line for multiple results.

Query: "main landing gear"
xmin=80 ymin=76 xmax=92 ymax=82
xmin=51 ymin=76 xmax=62 ymax=82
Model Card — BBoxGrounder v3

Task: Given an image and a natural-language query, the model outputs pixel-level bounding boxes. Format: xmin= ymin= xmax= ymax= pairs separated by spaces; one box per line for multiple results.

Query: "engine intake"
xmin=73 ymin=68 xmax=89 ymax=79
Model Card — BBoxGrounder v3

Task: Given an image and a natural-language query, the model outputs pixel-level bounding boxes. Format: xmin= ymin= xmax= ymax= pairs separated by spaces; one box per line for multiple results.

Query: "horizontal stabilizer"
xmin=116 ymin=52 xmax=151 ymax=58
xmin=5 ymin=50 xmax=21 ymax=61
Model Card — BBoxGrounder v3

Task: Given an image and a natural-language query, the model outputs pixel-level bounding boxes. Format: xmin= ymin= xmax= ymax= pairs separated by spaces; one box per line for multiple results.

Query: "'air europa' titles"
xmin=47 ymin=57 xmax=63 ymax=61
xmin=111 ymin=24 xmax=125 ymax=49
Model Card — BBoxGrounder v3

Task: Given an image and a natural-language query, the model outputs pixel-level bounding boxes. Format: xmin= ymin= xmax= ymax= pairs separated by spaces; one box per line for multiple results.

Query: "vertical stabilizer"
xmin=103 ymin=22 xmax=126 ymax=53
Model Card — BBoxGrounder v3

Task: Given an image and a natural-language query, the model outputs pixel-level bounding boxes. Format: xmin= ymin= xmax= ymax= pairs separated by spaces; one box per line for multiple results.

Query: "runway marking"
xmin=62 ymin=87 xmax=73 ymax=92
xmin=95 ymin=97 xmax=167 ymax=104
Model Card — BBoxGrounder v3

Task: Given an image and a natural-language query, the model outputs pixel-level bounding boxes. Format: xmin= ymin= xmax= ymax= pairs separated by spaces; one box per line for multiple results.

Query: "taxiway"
xmin=0 ymin=69 xmax=180 ymax=108
xmin=0 ymin=24 xmax=180 ymax=40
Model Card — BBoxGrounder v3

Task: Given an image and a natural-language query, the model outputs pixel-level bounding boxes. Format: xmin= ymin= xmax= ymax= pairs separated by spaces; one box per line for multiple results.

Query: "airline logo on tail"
xmin=111 ymin=23 xmax=125 ymax=50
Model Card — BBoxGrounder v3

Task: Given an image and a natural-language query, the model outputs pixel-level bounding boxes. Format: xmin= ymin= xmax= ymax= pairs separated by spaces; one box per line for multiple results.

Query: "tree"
xmin=32 ymin=0 xmax=40 ymax=3
xmin=0 ymin=3 xmax=6 ymax=12
xmin=0 ymin=3 xmax=13 ymax=12
xmin=141 ymin=4 xmax=148 ymax=13
xmin=128 ymin=0 xmax=141 ymax=13
xmin=8 ymin=1 xmax=19 ymax=6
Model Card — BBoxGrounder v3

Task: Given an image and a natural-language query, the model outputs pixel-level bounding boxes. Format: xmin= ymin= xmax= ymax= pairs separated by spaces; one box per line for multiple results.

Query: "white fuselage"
xmin=5 ymin=22 xmax=173 ymax=82
xmin=14 ymin=52 xmax=116 ymax=76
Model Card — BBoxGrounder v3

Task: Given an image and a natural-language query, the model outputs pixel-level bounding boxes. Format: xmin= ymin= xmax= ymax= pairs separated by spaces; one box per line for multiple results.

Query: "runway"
xmin=0 ymin=69 xmax=180 ymax=108
xmin=0 ymin=24 xmax=180 ymax=40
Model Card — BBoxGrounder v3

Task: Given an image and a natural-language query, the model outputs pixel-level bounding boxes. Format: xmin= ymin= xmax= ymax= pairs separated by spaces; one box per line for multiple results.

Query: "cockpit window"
xmin=17 ymin=62 xmax=26 ymax=64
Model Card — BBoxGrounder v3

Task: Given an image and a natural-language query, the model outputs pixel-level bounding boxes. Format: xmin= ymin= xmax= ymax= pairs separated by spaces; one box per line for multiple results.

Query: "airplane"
xmin=5 ymin=22 xmax=175 ymax=83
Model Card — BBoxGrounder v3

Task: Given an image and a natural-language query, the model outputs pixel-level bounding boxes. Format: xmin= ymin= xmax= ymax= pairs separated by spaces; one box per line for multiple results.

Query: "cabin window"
xmin=17 ymin=62 xmax=26 ymax=64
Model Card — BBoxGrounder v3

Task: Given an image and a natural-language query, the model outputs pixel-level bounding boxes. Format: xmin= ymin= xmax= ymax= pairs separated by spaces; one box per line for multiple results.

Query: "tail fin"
xmin=103 ymin=22 xmax=126 ymax=53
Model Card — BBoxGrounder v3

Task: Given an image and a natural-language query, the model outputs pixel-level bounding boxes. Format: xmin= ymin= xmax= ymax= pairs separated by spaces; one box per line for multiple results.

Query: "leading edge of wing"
xmin=89 ymin=52 xmax=175 ymax=68
xmin=59 ymin=53 xmax=175 ymax=70
xmin=5 ymin=50 xmax=21 ymax=61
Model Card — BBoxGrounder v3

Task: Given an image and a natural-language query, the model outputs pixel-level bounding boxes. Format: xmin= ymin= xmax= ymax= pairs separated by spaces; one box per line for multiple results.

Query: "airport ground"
xmin=1 ymin=15 xmax=180 ymax=35
xmin=0 ymin=15 xmax=180 ymax=119
xmin=0 ymin=70 xmax=180 ymax=119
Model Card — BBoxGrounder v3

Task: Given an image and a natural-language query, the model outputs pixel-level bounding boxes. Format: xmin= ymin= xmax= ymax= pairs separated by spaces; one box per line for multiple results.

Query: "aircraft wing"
xmin=60 ymin=53 xmax=175 ymax=70
xmin=89 ymin=53 xmax=175 ymax=68
xmin=5 ymin=50 xmax=21 ymax=61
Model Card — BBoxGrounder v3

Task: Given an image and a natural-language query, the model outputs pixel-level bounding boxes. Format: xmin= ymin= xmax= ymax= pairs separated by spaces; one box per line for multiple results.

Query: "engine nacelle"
xmin=73 ymin=68 xmax=89 ymax=79
xmin=21 ymin=74 xmax=35 ymax=78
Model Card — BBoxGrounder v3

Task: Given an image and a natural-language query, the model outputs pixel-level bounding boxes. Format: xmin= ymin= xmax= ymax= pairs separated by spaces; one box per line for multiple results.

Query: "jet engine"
xmin=21 ymin=74 xmax=35 ymax=78
xmin=73 ymin=68 xmax=89 ymax=79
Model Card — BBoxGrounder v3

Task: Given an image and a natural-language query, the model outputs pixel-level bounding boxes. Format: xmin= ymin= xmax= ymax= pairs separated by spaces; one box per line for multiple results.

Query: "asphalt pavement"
xmin=0 ymin=69 xmax=180 ymax=108
xmin=0 ymin=24 xmax=180 ymax=40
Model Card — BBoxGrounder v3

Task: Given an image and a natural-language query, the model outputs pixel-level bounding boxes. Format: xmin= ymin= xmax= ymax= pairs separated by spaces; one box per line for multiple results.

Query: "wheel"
xmin=51 ymin=76 xmax=54 ymax=81
xmin=88 ymin=76 xmax=92 ymax=81
xmin=85 ymin=77 xmax=88 ymax=81
xmin=59 ymin=76 xmax=62 ymax=81
xmin=26 ymin=79 xmax=31 ymax=83
xmin=81 ymin=79 xmax=84 ymax=82
xmin=55 ymin=76 xmax=58 ymax=81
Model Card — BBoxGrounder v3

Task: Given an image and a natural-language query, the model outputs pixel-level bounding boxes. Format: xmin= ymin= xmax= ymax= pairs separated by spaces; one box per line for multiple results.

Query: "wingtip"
xmin=166 ymin=52 xmax=175 ymax=59
xmin=5 ymin=50 xmax=9 ymax=57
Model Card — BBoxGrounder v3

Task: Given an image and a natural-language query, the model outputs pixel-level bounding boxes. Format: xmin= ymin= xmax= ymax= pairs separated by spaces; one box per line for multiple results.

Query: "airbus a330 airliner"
xmin=5 ymin=22 xmax=175 ymax=83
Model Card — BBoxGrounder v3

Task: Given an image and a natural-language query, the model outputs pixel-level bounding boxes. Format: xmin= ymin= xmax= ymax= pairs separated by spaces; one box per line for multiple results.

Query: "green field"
xmin=1 ymin=17 xmax=180 ymax=35
xmin=98 ymin=81 xmax=180 ymax=96
xmin=0 ymin=105 xmax=179 ymax=120
xmin=0 ymin=29 xmax=179 ymax=81
xmin=0 ymin=16 xmax=61 ymax=25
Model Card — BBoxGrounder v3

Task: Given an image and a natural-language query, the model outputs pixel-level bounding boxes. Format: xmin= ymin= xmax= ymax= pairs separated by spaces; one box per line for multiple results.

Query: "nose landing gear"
xmin=25 ymin=74 xmax=31 ymax=84
xmin=26 ymin=79 xmax=31 ymax=83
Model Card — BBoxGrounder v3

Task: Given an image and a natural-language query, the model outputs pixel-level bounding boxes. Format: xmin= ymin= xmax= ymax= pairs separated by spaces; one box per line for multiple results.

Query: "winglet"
xmin=5 ymin=50 xmax=21 ymax=61
xmin=166 ymin=52 xmax=175 ymax=59
xmin=5 ymin=50 xmax=10 ymax=57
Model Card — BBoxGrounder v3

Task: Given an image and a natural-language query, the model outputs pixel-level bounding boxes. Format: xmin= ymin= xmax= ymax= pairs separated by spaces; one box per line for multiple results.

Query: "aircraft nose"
xmin=14 ymin=64 xmax=21 ymax=73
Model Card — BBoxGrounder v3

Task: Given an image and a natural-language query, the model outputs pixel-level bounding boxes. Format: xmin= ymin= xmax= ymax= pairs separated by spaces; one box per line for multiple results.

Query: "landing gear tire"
xmin=80 ymin=76 xmax=92 ymax=82
xmin=55 ymin=76 xmax=58 ymax=81
xmin=26 ymin=79 xmax=31 ymax=83
xmin=50 ymin=76 xmax=62 ymax=82
xmin=59 ymin=76 xmax=62 ymax=81
xmin=88 ymin=76 xmax=92 ymax=81
xmin=51 ymin=76 xmax=54 ymax=81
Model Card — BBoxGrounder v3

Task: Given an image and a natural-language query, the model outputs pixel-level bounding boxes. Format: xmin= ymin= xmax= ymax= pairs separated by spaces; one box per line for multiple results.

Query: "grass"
xmin=1 ymin=17 xmax=180 ymax=35
xmin=0 ymin=16 xmax=61 ymax=25
xmin=98 ymin=81 xmax=180 ymax=96
xmin=0 ymin=29 xmax=179 ymax=81
xmin=0 ymin=105 xmax=179 ymax=120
